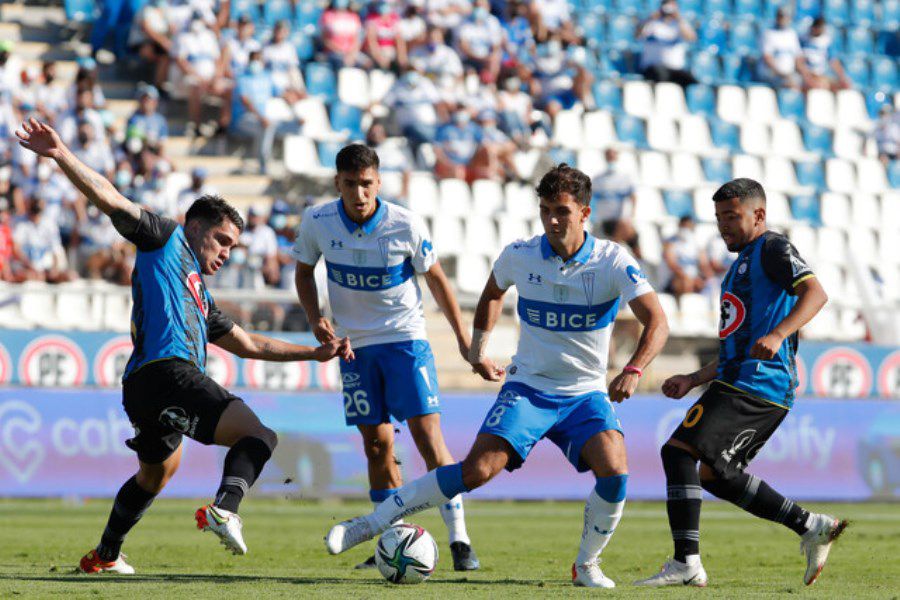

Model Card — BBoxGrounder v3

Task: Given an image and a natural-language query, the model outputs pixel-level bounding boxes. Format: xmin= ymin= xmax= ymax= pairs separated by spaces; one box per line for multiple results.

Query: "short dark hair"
xmin=712 ymin=178 xmax=766 ymax=204
xmin=335 ymin=143 xmax=380 ymax=173
xmin=185 ymin=194 xmax=244 ymax=232
xmin=535 ymin=163 xmax=592 ymax=206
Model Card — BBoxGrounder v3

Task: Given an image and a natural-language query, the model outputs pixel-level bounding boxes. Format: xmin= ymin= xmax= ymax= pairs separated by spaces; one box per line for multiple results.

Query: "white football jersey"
xmin=292 ymin=199 xmax=436 ymax=348
xmin=493 ymin=234 xmax=653 ymax=395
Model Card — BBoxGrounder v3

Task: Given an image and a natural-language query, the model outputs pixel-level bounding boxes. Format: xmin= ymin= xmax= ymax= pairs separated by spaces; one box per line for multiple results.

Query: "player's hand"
xmin=750 ymin=332 xmax=783 ymax=360
xmin=16 ymin=118 xmax=65 ymax=159
xmin=312 ymin=336 xmax=354 ymax=362
xmin=662 ymin=374 xmax=694 ymax=399
xmin=313 ymin=317 xmax=337 ymax=344
xmin=608 ymin=370 xmax=640 ymax=403
xmin=471 ymin=358 xmax=505 ymax=382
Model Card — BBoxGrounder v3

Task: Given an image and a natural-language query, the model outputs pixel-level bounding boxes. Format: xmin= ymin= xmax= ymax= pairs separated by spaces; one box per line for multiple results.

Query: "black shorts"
xmin=670 ymin=381 xmax=787 ymax=478
xmin=122 ymin=359 xmax=242 ymax=464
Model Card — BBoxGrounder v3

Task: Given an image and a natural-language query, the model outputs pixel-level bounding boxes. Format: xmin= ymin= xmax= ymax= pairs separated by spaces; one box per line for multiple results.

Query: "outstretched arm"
xmin=608 ymin=291 xmax=670 ymax=403
xmin=213 ymin=323 xmax=354 ymax=362
xmin=16 ymin=118 xmax=141 ymax=235
xmin=662 ymin=358 xmax=719 ymax=399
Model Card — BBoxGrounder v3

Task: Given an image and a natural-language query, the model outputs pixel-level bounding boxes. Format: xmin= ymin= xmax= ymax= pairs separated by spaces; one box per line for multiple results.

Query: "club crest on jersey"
xmin=553 ymin=284 xmax=569 ymax=302
xmin=738 ymin=262 xmax=748 ymax=275
xmin=719 ymin=291 xmax=746 ymax=339
xmin=186 ymin=272 xmax=209 ymax=317
xmin=353 ymin=249 xmax=368 ymax=266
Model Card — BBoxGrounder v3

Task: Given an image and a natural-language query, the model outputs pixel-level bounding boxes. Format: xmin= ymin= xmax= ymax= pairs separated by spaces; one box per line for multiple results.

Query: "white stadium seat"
xmin=647 ymin=117 xmax=679 ymax=152
xmin=820 ymin=192 xmax=851 ymax=229
xmin=816 ymin=227 xmax=847 ymax=265
xmin=582 ymin=111 xmax=617 ymax=149
xmin=498 ymin=216 xmax=530 ymax=245
xmin=438 ymin=178 xmax=472 ymax=217
xmin=471 ymin=179 xmax=504 ymax=216
xmin=623 ymin=80 xmax=654 ymax=118
xmin=633 ymin=187 xmax=666 ymax=224
xmin=880 ymin=192 xmax=900 ymax=231
xmin=639 ymin=151 xmax=671 ymax=186
xmin=654 ymin=82 xmax=688 ymax=119
xmin=804 ymin=305 xmax=839 ymax=340
xmin=615 ymin=148 xmax=640 ymax=180
xmin=657 ymin=293 xmax=682 ymax=334
xmin=788 ymin=224 xmax=818 ymax=264
xmin=284 ymin=135 xmax=321 ymax=175
xmin=456 ymin=254 xmax=490 ymax=294
xmin=740 ymin=123 xmax=770 ymax=155
xmin=693 ymin=187 xmax=717 ymax=223
xmin=464 ymin=217 xmax=500 ymax=258
xmin=56 ymin=280 xmax=102 ymax=331
xmin=504 ymin=181 xmax=538 ymax=219
xmin=290 ymin=98 xmax=333 ymax=140
xmin=833 ymin=128 xmax=864 ymax=160
xmin=368 ymin=69 xmax=395 ymax=104
xmin=552 ymin=109 xmax=584 ymax=149
xmin=337 ymin=68 xmax=370 ymax=108
xmin=102 ymin=293 xmax=132 ymax=332
xmin=851 ymin=226 xmax=878 ymax=265
xmin=745 ymin=86 xmax=780 ymax=123
xmin=670 ymin=153 xmax=703 ymax=189
xmin=407 ymin=172 xmax=439 ymax=216
xmin=635 ymin=223 xmax=662 ymax=266
xmin=806 ymin=89 xmax=837 ymax=127
xmin=764 ymin=156 xmax=799 ymax=192
xmin=850 ymin=192 xmax=880 ymax=229
xmin=824 ymin=158 xmax=856 ymax=194
xmin=732 ymin=154 xmax=763 ymax=181
xmin=717 ymin=85 xmax=747 ymax=124
xmin=678 ymin=115 xmax=717 ymax=155
xmin=679 ymin=293 xmax=716 ymax=336
xmin=835 ymin=89 xmax=870 ymax=130
xmin=766 ymin=191 xmax=792 ymax=227
xmin=856 ymin=158 xmax=888 ymax=194
xmin=577 ymin=148 xmax=606 ymax=177
xmin=815 ymin=263 xmax=845 ymax=298
xmin=769 ymin=119 xmax=807 ymax=159
xmin=19 ymin=281 xmax=62 ymax=330
xmin=432 ymin=217 xmax=464 ymax=256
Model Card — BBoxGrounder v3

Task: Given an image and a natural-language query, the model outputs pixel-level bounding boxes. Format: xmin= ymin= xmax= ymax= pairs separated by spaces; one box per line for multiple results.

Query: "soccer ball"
xmin=374 ymin=524 xmax=438 ymax=584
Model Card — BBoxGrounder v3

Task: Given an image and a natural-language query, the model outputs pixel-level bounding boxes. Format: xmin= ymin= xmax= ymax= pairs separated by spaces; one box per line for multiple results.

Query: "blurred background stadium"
xmin=0 ymin=0 xmax=898 ymax=504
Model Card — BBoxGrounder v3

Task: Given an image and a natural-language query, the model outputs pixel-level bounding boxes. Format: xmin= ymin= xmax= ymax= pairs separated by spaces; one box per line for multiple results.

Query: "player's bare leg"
xmin=79 ymin=445 xmax=183 ymax=574
xmin=408 ymin=414 xmax=479 ymax=570
xmin=572 ymin=430 xmax=628 ymax=588
xmin=326 ymin=434 xmax=512 ymax=555
xmin=355 ymin=423 xmax=403 ymax=569
xmin=196 ymin=401 xmax=278 ymax=555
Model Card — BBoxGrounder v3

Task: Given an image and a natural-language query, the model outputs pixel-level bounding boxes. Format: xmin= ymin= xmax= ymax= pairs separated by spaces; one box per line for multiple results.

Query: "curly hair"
xmin=535 ymin=163 xmax=592 ymax=206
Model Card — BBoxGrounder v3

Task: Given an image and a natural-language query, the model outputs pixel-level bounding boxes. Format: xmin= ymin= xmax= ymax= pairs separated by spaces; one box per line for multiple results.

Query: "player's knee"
xmin=257 ymin=427 xmax=278 ymax=453
xmin=135 ymin=469 xmax=171 ymax=495
xmin=363 ymin=435 xmax=393 ymax=462
xmin=460 ymin=458 xmax=495 ymax=490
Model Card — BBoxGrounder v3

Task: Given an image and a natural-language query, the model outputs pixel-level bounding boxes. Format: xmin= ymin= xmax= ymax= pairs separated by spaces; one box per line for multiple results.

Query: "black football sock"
xmin=661 ymin=444 xmax=702 ymax=562
xmin=701 ymin=473 xmax=811 ymax=535
xmin=214 ymin=436 xmax=274 ymax=513
xmin=96 ymin=476 xmax=157 ymax=561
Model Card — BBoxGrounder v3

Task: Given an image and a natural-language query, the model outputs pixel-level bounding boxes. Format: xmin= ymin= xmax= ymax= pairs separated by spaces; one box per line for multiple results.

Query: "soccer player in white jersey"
xmin=324 ymin=164 xmax=669 ymax=587
xmin=293 ymin=144 xmax=479 ymax=571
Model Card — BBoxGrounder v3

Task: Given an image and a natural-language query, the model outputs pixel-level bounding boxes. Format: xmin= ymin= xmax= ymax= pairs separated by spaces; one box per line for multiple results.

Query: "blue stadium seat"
xmin=721 ymin=54 xmax=747 ymax=83
xmin=762 ymin=0 xmax=784 ymax=20
xmin=64 ymin=0 xmax=98 ymax=23
xmin=549 ymin=146 xmax=577 ymax=165
xmin=877 ymin=30 xmax=900 ymax=58
xmin=704 ymin=0 xmax=731 ymax=18
xmin=702 ymin=156 xmax=733 ymax=182
xmin=777 ymin=89 xmax=806 ymax=121
xmin=305 ymin=63 xmax=337 ymax=101
xmin=889 ymin=161 xmax=900 ymax=188
xmin=293 ymin=31 xmax=315 ymax=61
xmin=793 ymin=0 xmax=820 ymax=24
xmin=885 ymin=0 xmax=900 ymax=28
xmin=698 ymin=19 xmax=727 ymax=53
xmin=790 ymin=195 xmax=822 ymax=226
xmin=581 ymin=12 xmax=605 ymax=45
xmin=709 ymin=118 xmax=740 ymax=152
xmin=733 ymin=0 xmax=762 ymax=16
xmin=613 ymin=0 xmax=647 ymax=15
xmin=865 ymin=91 xmax=892 ymax=118
xmin=845 ymin=27 xmax=874 ymax=55
xmin=584 ymin=0 xmax=615 ymax=11
xmin=690 ymin=51 xmax=722 ymax=85
xmin=679 ymin=0 xmax=704 ymax=18
xmin=843 ymin=56 xmax=870 ymax=88
xmin=795 ymin=160 xmax=826 ymax=189
xmin=823 ymin=0 xmax=850 ymax=26
xmin=829 ymin=27 xmax=846 ymax=55
xmin=802 ymin=123 xmax=833 ymax=156
xmin=851 ymin=0 xmax=876 ymax=25
xmin=686 ymin=84 xmax=716 ymax=116
xmin=607 ymin=15 xmax=635 ymax=50
xmin=871 ymin=57 xmax=898 ymax=91
xmin=294 ymin=2 xmax=323 ymax=30
xmin=614 ymin=114 xmax=647 ymax=147
xmin=318 ymin=140 xmax=343 ymax=169
xmin=264 ymin=0 xmax=294 ymax=26
xmin=593 ymin=80 xmax=623 ymax=111
xmin=728 ymin=20 xmax=757 ymax=55
xmin=663 ymin=190 xmax=695 ymax=218
xmin=330 ymin=103 xmax=363 ymax=138
xmin=230 ymin=0 xmax=263 ymax=24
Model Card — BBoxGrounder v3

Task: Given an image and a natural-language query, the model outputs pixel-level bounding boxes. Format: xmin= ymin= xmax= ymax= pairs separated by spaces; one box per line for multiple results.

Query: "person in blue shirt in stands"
xmin=434 ymin=109 xmax=481 ymax=180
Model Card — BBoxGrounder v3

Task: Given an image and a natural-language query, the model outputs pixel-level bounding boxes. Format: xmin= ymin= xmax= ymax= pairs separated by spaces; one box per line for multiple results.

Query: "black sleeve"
xmin=761 ymin=233 xmax=814 ymax=295
xmin=207 ymin=296 xmax=236 ymax=343
xmin=122 ymin=209 xmax=179 ymax=252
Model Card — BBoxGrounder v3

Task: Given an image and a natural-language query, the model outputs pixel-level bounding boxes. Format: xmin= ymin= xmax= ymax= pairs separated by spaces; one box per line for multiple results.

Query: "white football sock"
xmin=373 ymin=502 xmax=404 ymax=525
xmin=438 ymin=495 xmax=470 ymax=545
xmin=575 ymin=489 xmax=625 ymax=565
xmin=368 ymin=470 xmax=451 ymax=531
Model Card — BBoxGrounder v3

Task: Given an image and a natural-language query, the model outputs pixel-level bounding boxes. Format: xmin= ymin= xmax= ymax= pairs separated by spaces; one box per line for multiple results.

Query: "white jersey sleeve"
xmin=610 ymin=245 xmax=654 ymax=303
xmin=491 ymin=242 xmax=518 ymax=290
xmin=409 ymin=214 xmax=437 ymax=273
xmin=291 ymin=207 xmax=322 ymax=266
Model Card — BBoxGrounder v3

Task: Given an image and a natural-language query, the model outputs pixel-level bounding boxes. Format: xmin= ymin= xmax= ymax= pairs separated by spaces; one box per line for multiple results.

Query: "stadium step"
xmin=206 ymin=174 xmax=273 ymax=196
xmin=177 ymin=155 xmax=246 ymax=176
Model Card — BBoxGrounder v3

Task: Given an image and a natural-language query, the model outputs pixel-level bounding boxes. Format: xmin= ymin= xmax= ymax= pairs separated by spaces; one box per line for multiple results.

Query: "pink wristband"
xmin=623 ymin=365 xmax=643 ymax=377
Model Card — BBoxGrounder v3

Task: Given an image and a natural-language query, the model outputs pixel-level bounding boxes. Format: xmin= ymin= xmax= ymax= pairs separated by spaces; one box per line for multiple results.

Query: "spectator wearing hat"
xmin=176 ymin=166 xmax=217 ymax=218
xmin=263 ymin=21 xmax=308 ymax=104
xmin=637 ymin=0 xmax=698 ymax=88
xmin=757 ymin=8 xmax=808 ymax=90
xmin=127 ymin=0 xmax=173 ymax=89
xmin=799 ymin=17 xmax=852 ymax=92
xmin=231 ymin=50 xmax=303 ymax=175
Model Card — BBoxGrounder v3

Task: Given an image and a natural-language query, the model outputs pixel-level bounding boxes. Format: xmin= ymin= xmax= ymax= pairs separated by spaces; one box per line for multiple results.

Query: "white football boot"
xmin=634 ymin=557 xmax=708 ymax=587
xmin=800 ymin=513 xmax=848 ymax=585
xmin=325 ymin=517 xmax=376 ymax=555
xmin=195 ymin=504 xmax=247 ymax=555
xmin=572 ymin=560 xmax=616 ymax=588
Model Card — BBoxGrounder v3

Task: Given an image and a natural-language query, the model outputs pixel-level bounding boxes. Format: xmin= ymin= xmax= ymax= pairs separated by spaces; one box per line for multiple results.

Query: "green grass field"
xmin=0 ymin=499 xmax=897 ymax=599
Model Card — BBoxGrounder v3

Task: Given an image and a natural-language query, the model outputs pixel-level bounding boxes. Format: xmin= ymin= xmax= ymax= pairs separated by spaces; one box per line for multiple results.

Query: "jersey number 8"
xmin=485 ymin=404 xmax=507 ymax=427
xmin=344 ymin=390 xmax=371 ymax=417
